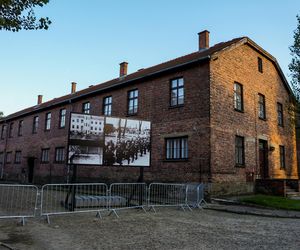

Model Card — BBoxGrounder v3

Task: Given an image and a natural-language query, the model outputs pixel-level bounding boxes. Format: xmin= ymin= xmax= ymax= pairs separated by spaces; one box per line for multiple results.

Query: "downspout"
xmin=1 ymin=120 xmax=9 ymax=179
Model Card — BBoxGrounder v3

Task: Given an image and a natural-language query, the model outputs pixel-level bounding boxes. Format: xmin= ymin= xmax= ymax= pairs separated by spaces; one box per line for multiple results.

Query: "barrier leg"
xmin=96 ymin=211 xmax=102 ymax=219
xmin=46 ymin=215 xmax=51 ymax=224
xmin=21 ymin=217 xmax=25 ymax=226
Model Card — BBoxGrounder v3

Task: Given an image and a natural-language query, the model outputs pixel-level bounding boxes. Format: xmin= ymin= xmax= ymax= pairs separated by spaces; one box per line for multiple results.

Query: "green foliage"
xmin=0 ymin=111 xmax=3 ymax=118
xmin=289 ymin=15 xmax=300 ymax=101
xmin=239 ymin=194 xmax=300 ymax=211
xmin=0 ymin=0 xmax=51 ymax=32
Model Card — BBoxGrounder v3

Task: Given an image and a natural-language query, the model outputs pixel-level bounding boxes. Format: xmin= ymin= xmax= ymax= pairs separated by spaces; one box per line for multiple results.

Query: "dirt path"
xmin=0 ymin=209 xmax=299 ymax=250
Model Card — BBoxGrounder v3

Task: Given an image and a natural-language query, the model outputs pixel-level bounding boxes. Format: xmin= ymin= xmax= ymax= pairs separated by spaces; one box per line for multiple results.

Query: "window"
xmin=33 ymin=116 xmax=39 ymax=134
xmin=82 ymin=102 xmax=90 ymax=114
xmin=41 ymin=148 xmax=50 ymax=163
xmin=9 ymin=122 xmax=13 ymax=138
xmin=128 ymin=89 xmax=138 ymax=115
xmin=165 ymin=137 xmax=188 ymax=160
xmin=235 ymin=136 xmax=245 ymax=166
xmin=55 ymin=147 xmax=65 ymax=163
xmin=258 ymin=57 xmax=263 ymax=73
xmin=1 ymin=125 xmax=7 ymax=139
xmin=170 ymin=78 xmax=184 ymax=107
xmin=234 ymin=82 xmax=243 ymax=111
xmin=15 ymin=151 xmax=22 ymax=164
xmin=59 ymin=109 xmax=66 ymax=128
xmin=258 ymin=94 xmax=266 ymax=119
xmin=45 ymin=113 xmax=51 ymax=131
xmin=279 ymin=145 xmax=286 ymax=169
xmin=103 ymin=96 xmax=112 ymax=116
xmin=18 ymin=120 xmax=23 ymax=136
xmin=0 ymin=152 xmax=3 ymax=165
xmin=6 ymin=152 xmax=12 ymax=164
xmin=277 ymin=102 xmax=284 ymax=127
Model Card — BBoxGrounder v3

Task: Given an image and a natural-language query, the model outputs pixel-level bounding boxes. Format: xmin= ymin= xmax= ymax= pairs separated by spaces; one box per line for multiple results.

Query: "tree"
xmin=0 ymin=0 xmax=51 ymax=32
xmin=0 ymin=111 xmax=3 ymax=118
xmin=289 ymin=15 xmax=300 ymax=101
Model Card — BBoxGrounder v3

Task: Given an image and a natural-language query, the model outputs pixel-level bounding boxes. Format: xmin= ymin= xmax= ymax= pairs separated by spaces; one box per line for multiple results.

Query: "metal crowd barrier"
xmin=148 ymin=183 xmax=192 ymax=212
xmin=0 ymin=184 xmax=38 ymax=225
xmin=41 ymin=183 xmax=108 ymax=224
xmin=186 ymin=184 xmax=206 ymax=208
xmin=108 ymin=183 xmax=148 ymax=217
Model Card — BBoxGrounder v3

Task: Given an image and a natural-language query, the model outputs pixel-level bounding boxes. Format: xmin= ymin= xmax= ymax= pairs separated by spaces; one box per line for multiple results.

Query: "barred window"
xmin=234 ymin=82 xmax=243 ymax=111
xmin=166 ymin=137 xmax=188 ymax=160
xmin=15 ymin=151 xmax=22 ymax=164
xmin=18 ymin=120 xmax=23 ymax=136
xmin=1 ymin=125 xmax=7 ymax=139
xmin=279 ymin=145 xmax=285 ymax=169
xmin=41 ymin=148 xmax=50 ymax=163
xmin=258 ymin=94 xmax=266 ymax=119
xmin=33 ymin=116 xmax=39 ymax=134
xmin=6 ymin=152 xmax=12 ymax=164
xmin=258 ymin=57 xmax=263 ymax=73
xmin=82 ymin=102 xmax=90 ymax=114
xmin=277 ymin=103 xmax=284 ymax=127
xmin=128 ymin=89 xmax=138 ymax=115
xmin=9 ymin=122 xmax=13 ymax=138
xmin=59 ymin=109 xmax=66 ymax=128
xmin=55 ymin=147 xmax=65 ymax=163
xmin=45 ymin=113 xmax=51 ymax=131
xmin=103 ymin=96 xmax=112 ymax=116
xmin=170 ymin=78 xmax=184 ymax=107
xmin=235 ymin=136 xmax=245 ymax=166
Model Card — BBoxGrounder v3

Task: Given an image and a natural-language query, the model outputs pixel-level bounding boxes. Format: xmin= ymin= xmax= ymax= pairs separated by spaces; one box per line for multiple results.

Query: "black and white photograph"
xmin=68 ymin=113 xmax=105 ymax=165
xmin=104 ymin=117 xmax=151 ymax=167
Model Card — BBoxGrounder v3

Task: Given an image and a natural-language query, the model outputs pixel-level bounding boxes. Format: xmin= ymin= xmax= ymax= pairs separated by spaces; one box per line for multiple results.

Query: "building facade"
xmin=0 ymin=31 xmax=298 ymax=194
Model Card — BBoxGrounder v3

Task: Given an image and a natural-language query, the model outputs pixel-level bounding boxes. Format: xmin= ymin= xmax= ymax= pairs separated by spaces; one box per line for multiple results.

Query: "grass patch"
xmin=239 ymin=194 xmax=300 ymax=211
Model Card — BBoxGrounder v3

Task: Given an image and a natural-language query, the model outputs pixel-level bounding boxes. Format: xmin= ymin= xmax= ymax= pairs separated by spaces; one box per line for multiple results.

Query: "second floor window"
xmin=15 ymin=151 xmax=22 ymax=164
xmin=234 ymin=82 xmax=243 ymax=111
xmin=59 ymin=109 xmax=66 ymax=128
xmin=166 ymin=137 xmax=188 ymax=160
xmin=82 ymin=102 xmax=90 ymax=114
xmin=1 ymin=125 xmax=6 ymax=140
xmin=103 ymin=96 xmax=112 ymax=116
xmin=55 ymin=147 xmax=65 ymax=163
xmin=258 ymin=57 xmax=263 ymax=73
xmin=277 ymin=102 xmax=284 ymax=127
xmin=258 ymin=94 xmax=266 ymax=119
xmin=170 ymin=78 xmax=184 ymax=107
xmin=279 ymin=145 xmax=285 ymax=169
xmin=0 ymin=152 xmax=3 ymax=164
xmin=45 ymin=113 xmax=51 ymax=131
xmin=9 ymin=123 xmax=13 ymax=138
xmin=41 ymin=148 xmax=50 ymax=163
xmin=235 ymin=136 xmax=245 ymax=166
xmin=18 ymin=120 xmax=23 ymax=136
xmin=128 ymin=89 xmax=138 ymax=115
xmin=33 ymin=116 xmax=39 ymax=134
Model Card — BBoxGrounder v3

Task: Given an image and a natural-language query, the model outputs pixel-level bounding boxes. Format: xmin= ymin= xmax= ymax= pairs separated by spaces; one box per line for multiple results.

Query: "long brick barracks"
xmin=0 ymin=31 xmax=299 ymax=195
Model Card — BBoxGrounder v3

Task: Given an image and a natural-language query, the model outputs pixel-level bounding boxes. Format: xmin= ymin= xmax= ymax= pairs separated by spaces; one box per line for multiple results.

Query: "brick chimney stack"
xmin=119 ymin=62 xmax=128 ymax=77
xmin=198 ymin=30 xmax=210 ymax=50
xmin=71 ymin=82 xmax=77 ymax=94
xmin=37 ymin=95 xmax=43 ymax=105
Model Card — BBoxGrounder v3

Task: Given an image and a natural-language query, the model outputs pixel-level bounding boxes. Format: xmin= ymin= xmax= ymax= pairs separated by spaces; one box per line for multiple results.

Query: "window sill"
xmin=169 ymin=105 xmax=184 ymax=110
xmin=163 ymin=159 xmax=189 ymax=163
xmin=126 ymin=113 xmax=138 ymax=117
xmin=235 ymin=164 xmax=245 ymax=168
xmin=40 ymin=162 xmax=49 ymax=164
xmin=234 ymin=108 xmax=244 ymax=113
xmin=258 ymin=117 xmax=267 ymax=121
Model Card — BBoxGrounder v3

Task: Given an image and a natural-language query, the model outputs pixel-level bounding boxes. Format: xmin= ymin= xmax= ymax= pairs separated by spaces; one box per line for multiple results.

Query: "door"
xmin=27 ymin=157 xmax=35 ymax=183
xmin=259 ymin=140 xmax=269 ymax=179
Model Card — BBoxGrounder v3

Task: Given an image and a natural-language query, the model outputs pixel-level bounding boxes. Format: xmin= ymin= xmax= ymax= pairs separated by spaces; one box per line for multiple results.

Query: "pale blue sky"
xmin=0 ymin=0 xmax=299 ymax=115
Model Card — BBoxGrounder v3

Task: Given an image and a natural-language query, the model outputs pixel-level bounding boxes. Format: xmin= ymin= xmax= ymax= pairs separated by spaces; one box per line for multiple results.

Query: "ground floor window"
xmin=15 ymin=151 xmax=22 ymax=164
xmin=41 ymin=148 xmax=50 ymax=163
xmin=165 ymin=137 xmax=188 ymax=160
xmin=235 ymin=136 xmax=245 ymax=166
xmin=55 ymin=147 xmax=65 ymax=163
xmin=279 ymin=145 xmax=285 ymax=169
xmin=6 ymin=152 xmax=12 ymax=164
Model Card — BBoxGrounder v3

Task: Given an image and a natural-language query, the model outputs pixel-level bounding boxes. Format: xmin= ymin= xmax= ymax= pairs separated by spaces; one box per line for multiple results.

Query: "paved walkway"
xmin=204 ymin=203 xmax=300 ymax=218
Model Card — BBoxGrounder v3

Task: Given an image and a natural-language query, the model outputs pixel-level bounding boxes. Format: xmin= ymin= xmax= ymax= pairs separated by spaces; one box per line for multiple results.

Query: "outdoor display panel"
xmin=68 ymin=113 xmax=151 ymax=167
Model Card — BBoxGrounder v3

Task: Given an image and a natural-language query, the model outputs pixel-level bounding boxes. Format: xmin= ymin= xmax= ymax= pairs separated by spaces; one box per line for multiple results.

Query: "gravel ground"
xmin=0 ymin=209 xmax=299 ymax=250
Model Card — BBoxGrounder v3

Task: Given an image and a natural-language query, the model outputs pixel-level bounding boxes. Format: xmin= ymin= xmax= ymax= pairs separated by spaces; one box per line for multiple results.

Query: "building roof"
xmin=0 ymin=36 xmax=293 ymax=122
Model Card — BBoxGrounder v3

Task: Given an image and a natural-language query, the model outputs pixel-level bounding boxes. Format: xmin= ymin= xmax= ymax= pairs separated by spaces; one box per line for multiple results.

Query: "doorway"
xmin=27 ymin=157 xmax=35 ymax=183
xmin=259 ymin=140 xmax=269 ymax=179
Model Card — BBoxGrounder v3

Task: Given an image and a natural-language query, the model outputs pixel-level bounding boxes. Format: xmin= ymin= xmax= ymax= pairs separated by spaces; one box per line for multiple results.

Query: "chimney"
xmin=119 ymin=62 xmax=128 ymax=77
xmin=37 ymin=95 xmax=43 ymax=105
xmin=71 ymin=82 xmax=77 ymax=94
xmin=198 ymin=30 xmax=210 ymax=50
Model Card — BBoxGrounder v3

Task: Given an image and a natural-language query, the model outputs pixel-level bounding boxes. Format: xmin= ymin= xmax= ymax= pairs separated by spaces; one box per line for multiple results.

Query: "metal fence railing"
xmin=108 ymin=183 xmax=148 ymax=217
xmin=41 ymin=183 xmax=108 ymax=223
xmin=186 ymin=184 xmax=206 ymax=208
xmin=0 ymin=184 xmax=38 ymax=225
xmin=148 ymin=183 xmax=192 ymax=212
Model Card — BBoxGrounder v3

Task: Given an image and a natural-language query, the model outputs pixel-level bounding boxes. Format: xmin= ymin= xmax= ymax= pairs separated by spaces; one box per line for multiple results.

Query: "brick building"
xmin=0 ymin=31 xmax=298 ymax=194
